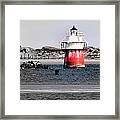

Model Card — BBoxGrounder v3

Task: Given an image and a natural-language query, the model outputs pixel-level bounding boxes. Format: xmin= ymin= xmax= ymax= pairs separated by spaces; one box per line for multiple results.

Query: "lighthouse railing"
xmin=61 ymin=41 xmax=87 ymax=49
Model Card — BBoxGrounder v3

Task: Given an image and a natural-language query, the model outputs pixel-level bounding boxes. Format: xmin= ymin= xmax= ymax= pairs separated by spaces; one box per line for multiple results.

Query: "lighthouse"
xmin=61 ymin=26 xmax=87 ymax=68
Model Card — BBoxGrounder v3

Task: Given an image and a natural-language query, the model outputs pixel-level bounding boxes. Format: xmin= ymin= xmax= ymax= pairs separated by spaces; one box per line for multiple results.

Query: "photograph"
xmin=20 ymin=20 xmax=100 ymax=100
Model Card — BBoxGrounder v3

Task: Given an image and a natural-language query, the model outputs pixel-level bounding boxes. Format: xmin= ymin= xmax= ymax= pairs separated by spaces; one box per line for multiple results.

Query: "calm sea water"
xmin=20 ymin=64 xmax=100 ymax=85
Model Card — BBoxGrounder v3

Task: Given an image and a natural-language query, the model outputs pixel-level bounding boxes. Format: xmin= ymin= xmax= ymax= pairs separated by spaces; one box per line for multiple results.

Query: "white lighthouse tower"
xmin=61 ymin=26 xmax=87 ymax=68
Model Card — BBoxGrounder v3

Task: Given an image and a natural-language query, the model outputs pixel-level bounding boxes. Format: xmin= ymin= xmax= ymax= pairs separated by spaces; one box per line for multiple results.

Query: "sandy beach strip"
xmin=20 ymin=59 xmax=100 ymax=64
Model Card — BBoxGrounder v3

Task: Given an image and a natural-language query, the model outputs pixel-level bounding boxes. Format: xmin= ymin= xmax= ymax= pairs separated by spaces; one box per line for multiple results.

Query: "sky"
xmin=20 ymin=20 xmax=100 ymax=49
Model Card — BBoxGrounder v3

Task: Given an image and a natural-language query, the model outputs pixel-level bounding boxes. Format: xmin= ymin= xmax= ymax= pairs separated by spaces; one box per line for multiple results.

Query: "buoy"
xmin=55 ymin=69 xmax=59 ymax=75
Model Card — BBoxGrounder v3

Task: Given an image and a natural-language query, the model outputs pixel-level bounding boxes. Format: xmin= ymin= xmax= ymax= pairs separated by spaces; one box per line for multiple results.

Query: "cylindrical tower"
xmin=61 ymin=26 xmax=87 ymax=68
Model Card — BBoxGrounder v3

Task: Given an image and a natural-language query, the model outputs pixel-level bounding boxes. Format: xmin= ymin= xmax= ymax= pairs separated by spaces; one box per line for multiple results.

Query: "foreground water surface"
xmin=20 ymin=64 xmax=100 ymax=100
xmin=21 ymin=64 xmax=100 ymax=85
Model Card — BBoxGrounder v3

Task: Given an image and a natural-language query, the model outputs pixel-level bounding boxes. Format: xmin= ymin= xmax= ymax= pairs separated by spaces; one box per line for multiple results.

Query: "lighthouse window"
xmin=73 ymin=31 xmax=75 ymax=34
xmin=61 ymin=43 xmax=63 ymax=48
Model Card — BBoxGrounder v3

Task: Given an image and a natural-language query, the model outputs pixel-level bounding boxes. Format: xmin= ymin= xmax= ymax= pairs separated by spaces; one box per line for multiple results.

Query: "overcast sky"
xmin=20 ymin=20 xmax=100 ymax=49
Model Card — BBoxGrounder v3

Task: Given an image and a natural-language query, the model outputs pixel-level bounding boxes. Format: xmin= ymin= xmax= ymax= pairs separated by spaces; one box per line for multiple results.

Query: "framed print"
xmin=0 ymin=0 xmax=119 ymax=119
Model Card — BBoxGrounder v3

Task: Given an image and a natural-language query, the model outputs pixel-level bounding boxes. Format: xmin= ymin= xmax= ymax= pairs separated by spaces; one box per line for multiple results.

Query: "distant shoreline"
xmin=20 ymin=59 xmax=100 ymax=64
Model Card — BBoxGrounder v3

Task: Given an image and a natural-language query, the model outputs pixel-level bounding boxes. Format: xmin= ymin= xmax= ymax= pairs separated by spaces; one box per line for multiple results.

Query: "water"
xmin=20 ymin=92 xmax=100 ymax=100
xmin=20 ymin=64 xmax=100 ymax=100
xmin=20 ymin=64 xmax=100 ymax=85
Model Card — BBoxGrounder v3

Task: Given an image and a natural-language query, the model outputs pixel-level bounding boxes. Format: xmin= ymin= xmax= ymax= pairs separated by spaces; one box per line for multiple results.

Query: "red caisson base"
xmin=64 ymin=50 xmax=85 ymax=68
